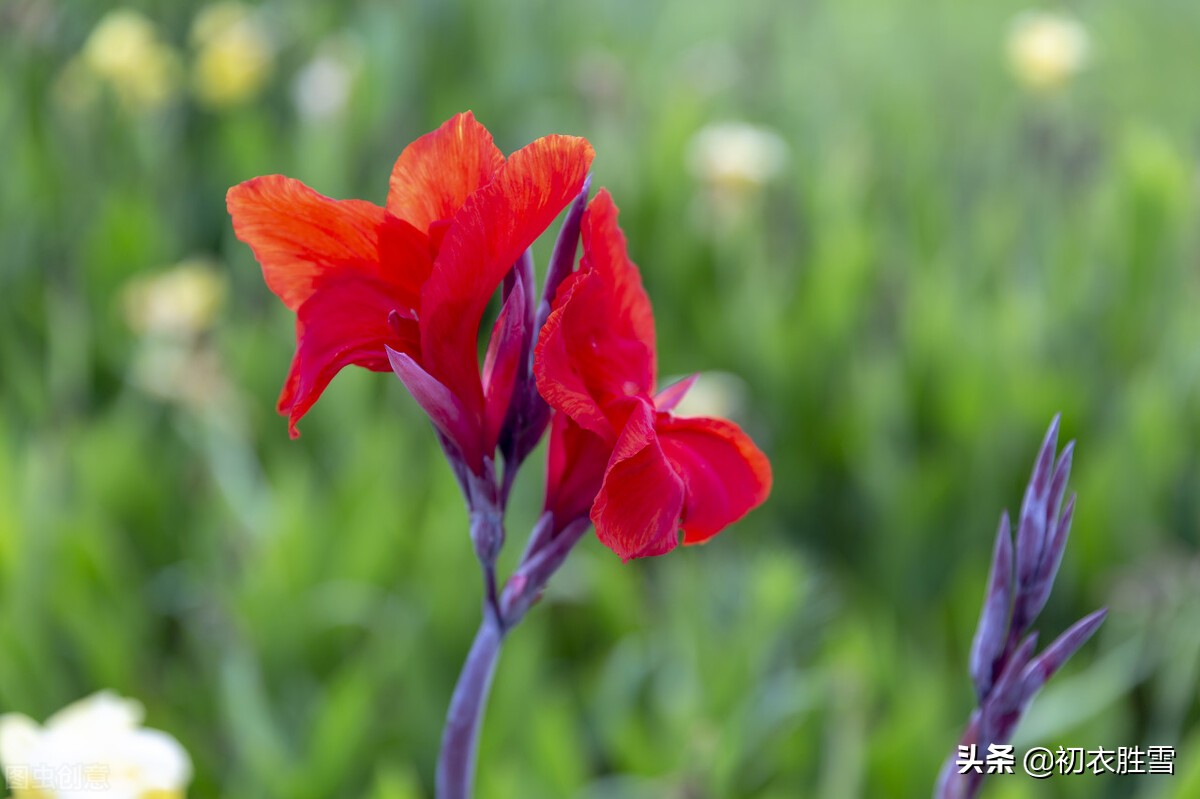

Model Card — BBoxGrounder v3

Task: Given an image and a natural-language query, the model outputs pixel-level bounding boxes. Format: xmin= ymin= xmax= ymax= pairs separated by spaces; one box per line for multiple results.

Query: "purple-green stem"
xmin=436 ymin=508 xmax=591 ymax=799
xmin=436 ymin=614 xmax=504 ymax=799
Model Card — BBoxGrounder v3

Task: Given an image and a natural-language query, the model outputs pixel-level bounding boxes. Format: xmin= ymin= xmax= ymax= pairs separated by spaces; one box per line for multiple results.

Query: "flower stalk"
xmin=437 ymin=615 xmax=504 ymax=799
xmin=935 ymin=416 xmax=1106 ymax=799
xmin=228 ymin=112 xmax=772 ymax=799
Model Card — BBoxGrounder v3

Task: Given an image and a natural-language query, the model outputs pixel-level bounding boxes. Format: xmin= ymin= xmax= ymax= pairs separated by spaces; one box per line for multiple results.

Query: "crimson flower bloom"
xmin=227 ymin=112 xmax=593 ymax=472
xmin=535 ymin=190 xmax=772 ymax=560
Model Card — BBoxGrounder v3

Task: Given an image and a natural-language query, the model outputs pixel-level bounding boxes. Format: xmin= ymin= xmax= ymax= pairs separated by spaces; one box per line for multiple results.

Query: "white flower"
xmin=1006 ymin=10 xmax=1090 ymax=92
xmin=686 ymin=121 xmax=788 ymax=189
xmin=292 ymin=40 xmax=360 ymax=122
xmin=0 ymin=691 xmax=192 ymax=798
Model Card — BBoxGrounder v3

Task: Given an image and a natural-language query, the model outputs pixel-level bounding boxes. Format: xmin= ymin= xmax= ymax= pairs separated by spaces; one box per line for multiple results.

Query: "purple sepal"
xmin=483 ymin=267 xmax=528 ymax=453
xmin=466 ymin=458 xmax=503 ymax=565
xmin=1012 ymin=419 xmax=1076 ymax=636
xmin=499 ymin=179 xmax=592 ymax=475
xmin=1019 ymin=607 xmax=1107 ymax=706
xmin=980 ymin=633 xmax=1038 ymax=745
xmin=1014 ymin=416 xmax=1059 ymax=603
xmin=536 ymin=175 xmax=591 ymax=332
xmin=969 ymin=512 xmax=1013 ymax=701
xmin=655 ymin=374 xmax=699 ymax=413
xmin=387 ymin=345 xmax=477 ymax=469
xmin=502 ymin=515 xmax=591 ymax=627
xmin=1019 ymin=492 xmax=1076 ymax=629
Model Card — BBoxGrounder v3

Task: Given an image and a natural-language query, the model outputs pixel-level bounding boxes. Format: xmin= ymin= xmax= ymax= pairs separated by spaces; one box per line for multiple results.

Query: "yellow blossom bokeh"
xmin=190 ymin=2 xmax=275 ymax=109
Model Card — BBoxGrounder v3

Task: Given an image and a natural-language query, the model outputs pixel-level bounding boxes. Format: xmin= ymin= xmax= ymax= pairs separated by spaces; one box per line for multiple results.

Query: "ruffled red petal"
xmin=657 ymin=415 xmax=773 ymax=544
xmin=591 ymin=401 xmax=685 ymax=560
xmin=227 ymin=175 xmax=428 ymax=312
xmin=535 ymin=190 xmax=660 ymax=435
xmin=420 ymin=134 xmax=594 ymax=428
xmin=278 ymin=275 xmax=420 ymax=438
xmin=578 ymin=190 xmax=657 ymax=393
xmin=386 ymin=111 xmax=505 ymax=235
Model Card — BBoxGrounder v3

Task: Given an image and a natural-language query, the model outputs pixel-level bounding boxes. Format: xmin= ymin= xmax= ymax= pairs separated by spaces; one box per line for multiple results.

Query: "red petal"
xmin=534 ymin=270 xmax=613 ymax=439
xmin=386 ymin=111 xmax=505 ymax=235
xmin=591 ymin=401 xmax=685 ymax=560
xmin=278 ymin=275 xmax=420 ymax=438
xmin=578 ymin=190 xmax=657 ymax=393
xmin=656 ymin=415 xmax=772 ymax=544
xmin=534 ymin=190 xmax=657 ymax=432
xmin=544 ymin=411 xmax=610 ymax=526
xmin=420 ymin=134 xmax=594 ymax=425
xmin=227 ymin=175 xmax=429 ymax=312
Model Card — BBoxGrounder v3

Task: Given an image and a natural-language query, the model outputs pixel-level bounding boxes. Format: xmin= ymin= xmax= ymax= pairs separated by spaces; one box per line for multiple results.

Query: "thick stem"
xmin=436 ymin=618 xmax=504 ymax=799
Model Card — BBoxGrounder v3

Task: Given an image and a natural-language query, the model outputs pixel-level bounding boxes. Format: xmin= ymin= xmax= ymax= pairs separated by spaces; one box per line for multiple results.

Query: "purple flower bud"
xmin=1019 ymin=607 xmax=1107 ymax=707
xmin=536 ymin=176 xmax=591 ymax=332
xmin=483 ymin=267 xmax=529 ymax=452
xmin=983 ymin=632 xmax=1038 ymax=743
xmin=1019 ymin=493 xmax=1076 ymax=628
xmin=1015 ymin=418 xmax=1058 ymax=599
xmin=970 ymin=513 xmax=1014 ymax=701
xmin=500 ymin=178 xmax=592 ymax=471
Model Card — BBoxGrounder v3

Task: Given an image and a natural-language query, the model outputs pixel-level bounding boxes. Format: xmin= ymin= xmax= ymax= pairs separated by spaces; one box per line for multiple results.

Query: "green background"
xmin=2 ymin=0 xmax=1199 ymax=796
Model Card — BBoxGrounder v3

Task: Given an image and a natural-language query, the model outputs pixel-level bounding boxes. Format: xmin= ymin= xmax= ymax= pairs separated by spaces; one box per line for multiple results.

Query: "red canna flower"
xmin=227 ymin=112 xmax=593 ymax=472
xmin=535 ymin=189 xmax=772 ymax=560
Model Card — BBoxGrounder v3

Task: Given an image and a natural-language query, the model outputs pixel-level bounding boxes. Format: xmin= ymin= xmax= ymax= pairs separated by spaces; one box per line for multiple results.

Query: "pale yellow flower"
xmin=121 ymin=258 xmax=227 ymax=339
xmin=0 ymin=691 xmax=192 ymax=798
xmin=121 ymin=259 xmax=231 ymax=410
xmin=1006 ymin=10 xmax=1090 ymax=92
xmin=190 ymin=2 xmax=274 ymax=109
xmin=78 ymin=9 xmax=181 ymax=110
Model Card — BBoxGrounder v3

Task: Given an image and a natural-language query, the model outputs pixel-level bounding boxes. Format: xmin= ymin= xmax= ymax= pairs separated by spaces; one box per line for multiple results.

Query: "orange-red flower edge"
xmin=227 ymin=112 xmax=593 ymax=471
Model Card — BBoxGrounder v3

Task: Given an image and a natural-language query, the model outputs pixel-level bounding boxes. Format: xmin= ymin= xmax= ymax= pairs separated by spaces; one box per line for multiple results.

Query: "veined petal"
xmin=656 ymin=414 xmax=772 ymax=544
xmin=278 ymin=275 xmax=419 ymax=438
xmin=227 ymin=175 xmax=428 ymax=311
xmin=386 ymin=111 xmax=505 ymax=234
xmin=420 ymin=134 xmax=594 ymax=425
xmin=592 ymin=401 xmax=685 ymax=560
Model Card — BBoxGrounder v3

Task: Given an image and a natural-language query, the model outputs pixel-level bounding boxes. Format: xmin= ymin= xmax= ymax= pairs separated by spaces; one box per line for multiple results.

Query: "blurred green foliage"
xmin=2 ymin=0 xmax=1200 ymax=796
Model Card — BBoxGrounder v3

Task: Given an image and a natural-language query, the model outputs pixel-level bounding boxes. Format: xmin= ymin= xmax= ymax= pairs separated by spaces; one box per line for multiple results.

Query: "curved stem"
xmin=436 ymin=618 xmax=504 ymax=799
xmin=436 ymin=511 xmax=591 ymax=798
